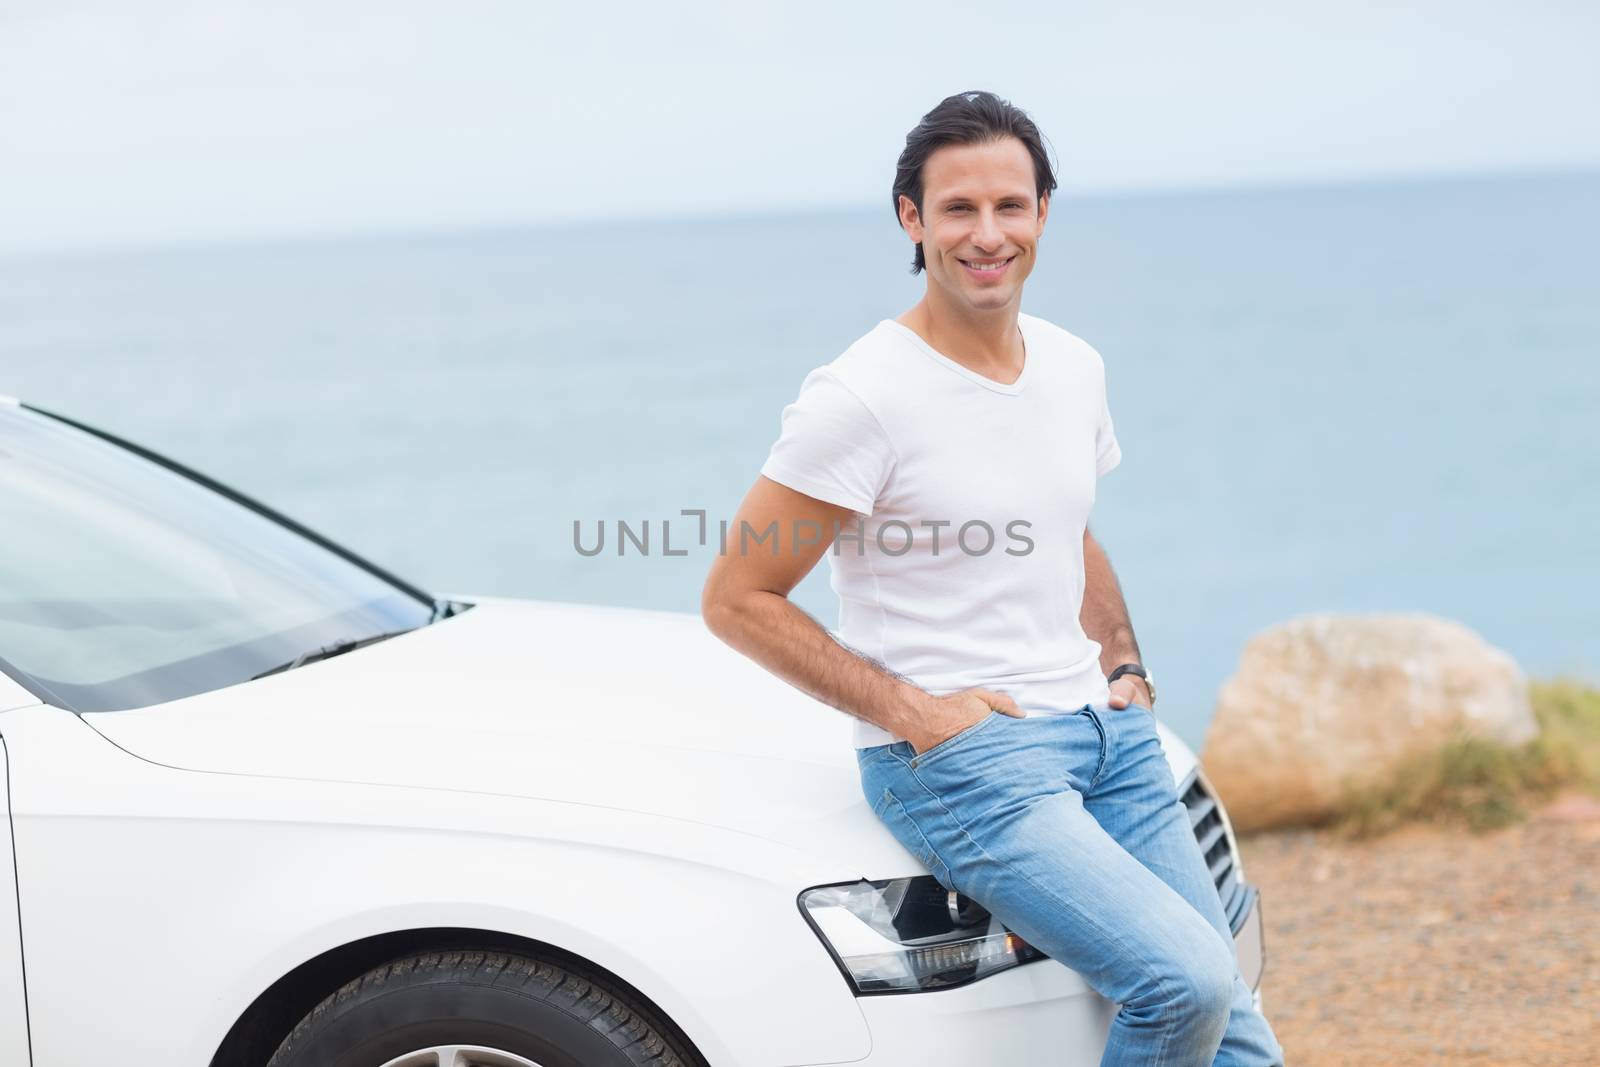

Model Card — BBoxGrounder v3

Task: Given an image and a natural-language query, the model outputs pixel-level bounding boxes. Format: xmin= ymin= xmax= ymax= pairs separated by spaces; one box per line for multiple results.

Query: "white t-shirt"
xmin=759 ymin=313 xmax=1122 ymax=749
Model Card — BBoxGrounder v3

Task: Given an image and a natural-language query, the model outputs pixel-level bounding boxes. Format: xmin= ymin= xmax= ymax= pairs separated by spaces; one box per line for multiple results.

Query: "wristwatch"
xmin=1106 ymin=663 xmax=1156 ymax=708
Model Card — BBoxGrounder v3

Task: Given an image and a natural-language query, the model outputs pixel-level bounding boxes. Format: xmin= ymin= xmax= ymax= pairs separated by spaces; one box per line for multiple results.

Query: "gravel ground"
xmin=1239 ymin=795 xmax=1600 ymax=1066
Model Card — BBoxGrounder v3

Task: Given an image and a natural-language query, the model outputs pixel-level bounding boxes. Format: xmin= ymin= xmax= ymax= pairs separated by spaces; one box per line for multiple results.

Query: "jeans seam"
xmin=875 ymin=785 xmax=951 ymax=888
xmin=1085 ymin=707 xmax=1110 ymax=789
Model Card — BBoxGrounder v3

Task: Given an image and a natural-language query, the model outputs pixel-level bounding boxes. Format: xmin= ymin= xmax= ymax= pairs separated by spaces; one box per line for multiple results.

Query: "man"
xmin=701 ymin=90 xmax=1283 ymax=1066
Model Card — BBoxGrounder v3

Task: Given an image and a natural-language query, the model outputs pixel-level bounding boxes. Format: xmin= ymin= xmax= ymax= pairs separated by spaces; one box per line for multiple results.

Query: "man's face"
xmin=899 ymin=136 xmax=1048 ymax=314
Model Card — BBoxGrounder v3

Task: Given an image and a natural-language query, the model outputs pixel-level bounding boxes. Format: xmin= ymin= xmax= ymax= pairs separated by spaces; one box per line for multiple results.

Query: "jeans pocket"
xmin=912 ymin=710 xmax=1000 ymax=768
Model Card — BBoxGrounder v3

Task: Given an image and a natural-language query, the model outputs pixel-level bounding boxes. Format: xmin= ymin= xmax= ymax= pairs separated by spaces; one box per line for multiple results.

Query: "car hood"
xmin=85 ymin=597 xmax=1197 ymax=872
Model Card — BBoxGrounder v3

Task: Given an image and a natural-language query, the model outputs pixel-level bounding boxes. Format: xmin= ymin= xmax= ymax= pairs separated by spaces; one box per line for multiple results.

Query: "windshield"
xmin=0 ymin=403 xmax=439 ymax=712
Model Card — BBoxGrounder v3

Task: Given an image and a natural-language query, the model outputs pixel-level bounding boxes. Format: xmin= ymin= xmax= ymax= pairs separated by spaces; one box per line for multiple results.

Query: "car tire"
xmin=265 ymin=949 xmax=700 ymax=1067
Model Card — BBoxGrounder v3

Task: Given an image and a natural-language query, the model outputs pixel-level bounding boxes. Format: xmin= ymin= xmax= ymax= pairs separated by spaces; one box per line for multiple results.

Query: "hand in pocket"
xmin=909 ymin=687 xmax=1025 ymax=755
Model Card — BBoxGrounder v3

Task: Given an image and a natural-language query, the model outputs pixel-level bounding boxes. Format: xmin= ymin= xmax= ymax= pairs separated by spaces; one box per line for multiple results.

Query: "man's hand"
xmin=1106 ymin=673 xmax=1153 ymax=711
xmin=908 ymin=687 xmax=1026 ymax=755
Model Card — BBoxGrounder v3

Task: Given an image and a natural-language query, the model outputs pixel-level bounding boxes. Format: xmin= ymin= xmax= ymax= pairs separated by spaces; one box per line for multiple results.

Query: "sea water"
xmin=3 ymin=171 xmax=1596 ymax=745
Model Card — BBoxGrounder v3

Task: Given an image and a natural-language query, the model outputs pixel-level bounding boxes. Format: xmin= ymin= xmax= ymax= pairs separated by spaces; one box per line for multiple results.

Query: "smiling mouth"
xmin=959 ymin=256 xmax=1015 ymax=273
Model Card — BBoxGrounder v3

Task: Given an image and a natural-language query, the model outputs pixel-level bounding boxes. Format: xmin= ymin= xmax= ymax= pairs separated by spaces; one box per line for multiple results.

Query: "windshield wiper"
xmin=250 ymin=629 xmax=416 ymax=680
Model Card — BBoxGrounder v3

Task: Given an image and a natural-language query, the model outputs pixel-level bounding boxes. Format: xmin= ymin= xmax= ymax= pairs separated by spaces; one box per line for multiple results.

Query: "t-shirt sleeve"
xmin=759 ymin=367 xmax=894 ymax=514
xmin=1095 ymin=366 xmax=1122 ymax=477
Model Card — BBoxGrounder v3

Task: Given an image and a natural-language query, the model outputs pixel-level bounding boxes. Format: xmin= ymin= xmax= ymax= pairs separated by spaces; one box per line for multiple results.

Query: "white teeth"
xmin=966 ymin=259 xmax=1009 ymax=271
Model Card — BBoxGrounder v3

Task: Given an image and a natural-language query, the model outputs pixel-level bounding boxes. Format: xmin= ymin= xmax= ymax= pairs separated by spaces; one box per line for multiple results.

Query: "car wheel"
xmin=266 ymin=949 xmax=699 ymax=1067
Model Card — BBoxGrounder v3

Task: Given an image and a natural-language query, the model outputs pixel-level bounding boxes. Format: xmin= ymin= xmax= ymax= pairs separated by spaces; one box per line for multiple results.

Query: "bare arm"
xmin=701 ymin=475 xmax=1021 ymax=752
xmin=1081 ymin=525 xmax=1153 ymax=709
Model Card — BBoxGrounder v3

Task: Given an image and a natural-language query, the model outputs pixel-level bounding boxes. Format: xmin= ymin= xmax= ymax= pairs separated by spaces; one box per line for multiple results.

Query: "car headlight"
xmin=798 ymin=877 xmax=1046 ymax=994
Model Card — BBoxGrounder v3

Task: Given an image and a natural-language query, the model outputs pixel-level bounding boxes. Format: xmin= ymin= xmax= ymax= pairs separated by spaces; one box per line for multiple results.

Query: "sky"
xmin=3 ymin=0 xmax=1597 ymax=253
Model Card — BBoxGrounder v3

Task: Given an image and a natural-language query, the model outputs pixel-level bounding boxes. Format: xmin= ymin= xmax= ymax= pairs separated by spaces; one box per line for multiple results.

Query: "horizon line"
xmin=4 ymin=161 xmax=1595 ymax=265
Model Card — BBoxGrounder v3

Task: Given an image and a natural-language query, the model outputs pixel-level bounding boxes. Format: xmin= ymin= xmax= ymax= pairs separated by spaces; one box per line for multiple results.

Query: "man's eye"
xmin=947 ymin=205 xmax=969 ymax=213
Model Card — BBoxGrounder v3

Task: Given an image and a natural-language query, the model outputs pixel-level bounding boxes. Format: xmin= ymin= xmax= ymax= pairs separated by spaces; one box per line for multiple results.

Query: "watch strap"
xmin=1106 ymin=663 xmax=1155 ymax=706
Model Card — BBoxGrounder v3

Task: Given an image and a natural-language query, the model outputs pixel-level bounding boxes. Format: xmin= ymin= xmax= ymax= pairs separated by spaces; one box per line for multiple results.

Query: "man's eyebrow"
xmin=931 ymin=190 xmax=1034 ymax=207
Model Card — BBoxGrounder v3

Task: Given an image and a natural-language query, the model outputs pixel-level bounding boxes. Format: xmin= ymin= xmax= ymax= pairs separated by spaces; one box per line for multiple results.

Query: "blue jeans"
xmin=856 ymin=703 xmax=1284 ymax=1067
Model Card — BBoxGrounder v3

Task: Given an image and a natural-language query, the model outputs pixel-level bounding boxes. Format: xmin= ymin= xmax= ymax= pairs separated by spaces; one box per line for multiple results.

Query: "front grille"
xmin=1179 ymin=770 xmax=1255 ymax=933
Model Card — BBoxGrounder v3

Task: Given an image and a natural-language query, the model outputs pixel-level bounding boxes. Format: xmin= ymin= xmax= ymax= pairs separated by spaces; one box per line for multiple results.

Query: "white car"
xmin=0 ymin=395 xmax=1264 ymax=1067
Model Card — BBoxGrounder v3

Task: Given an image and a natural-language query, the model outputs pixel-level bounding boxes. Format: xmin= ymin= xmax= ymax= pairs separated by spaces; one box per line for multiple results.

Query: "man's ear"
xmin=897 ymin=194 xmax=924 ymax=244
xmin=1037 ymin=192 xmax=1050 ymax=234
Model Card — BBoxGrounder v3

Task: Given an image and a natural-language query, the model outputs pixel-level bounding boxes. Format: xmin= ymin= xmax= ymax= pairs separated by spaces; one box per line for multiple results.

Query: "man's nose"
xmin=971 ymin=207 xmax=1004 ymax=251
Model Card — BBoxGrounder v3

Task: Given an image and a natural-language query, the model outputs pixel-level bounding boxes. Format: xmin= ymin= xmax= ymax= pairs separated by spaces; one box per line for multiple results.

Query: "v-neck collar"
xmin=880 ymin=317 xmax=1032 ymax=396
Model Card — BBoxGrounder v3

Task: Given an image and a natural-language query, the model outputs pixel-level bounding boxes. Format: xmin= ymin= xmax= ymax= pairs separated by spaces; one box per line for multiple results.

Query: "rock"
xmin=1200 ymin=614 xmax=1537 ymax=831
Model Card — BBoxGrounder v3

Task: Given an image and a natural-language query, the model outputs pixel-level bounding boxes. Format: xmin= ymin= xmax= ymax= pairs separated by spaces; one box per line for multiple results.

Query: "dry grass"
xmin=1337 ymin=678 xmax=1600 ymax=836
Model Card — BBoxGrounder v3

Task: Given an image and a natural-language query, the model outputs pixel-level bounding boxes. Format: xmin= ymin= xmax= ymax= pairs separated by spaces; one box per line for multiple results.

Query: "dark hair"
xmin=892 ymin=90 xmax=1057 ymax=274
